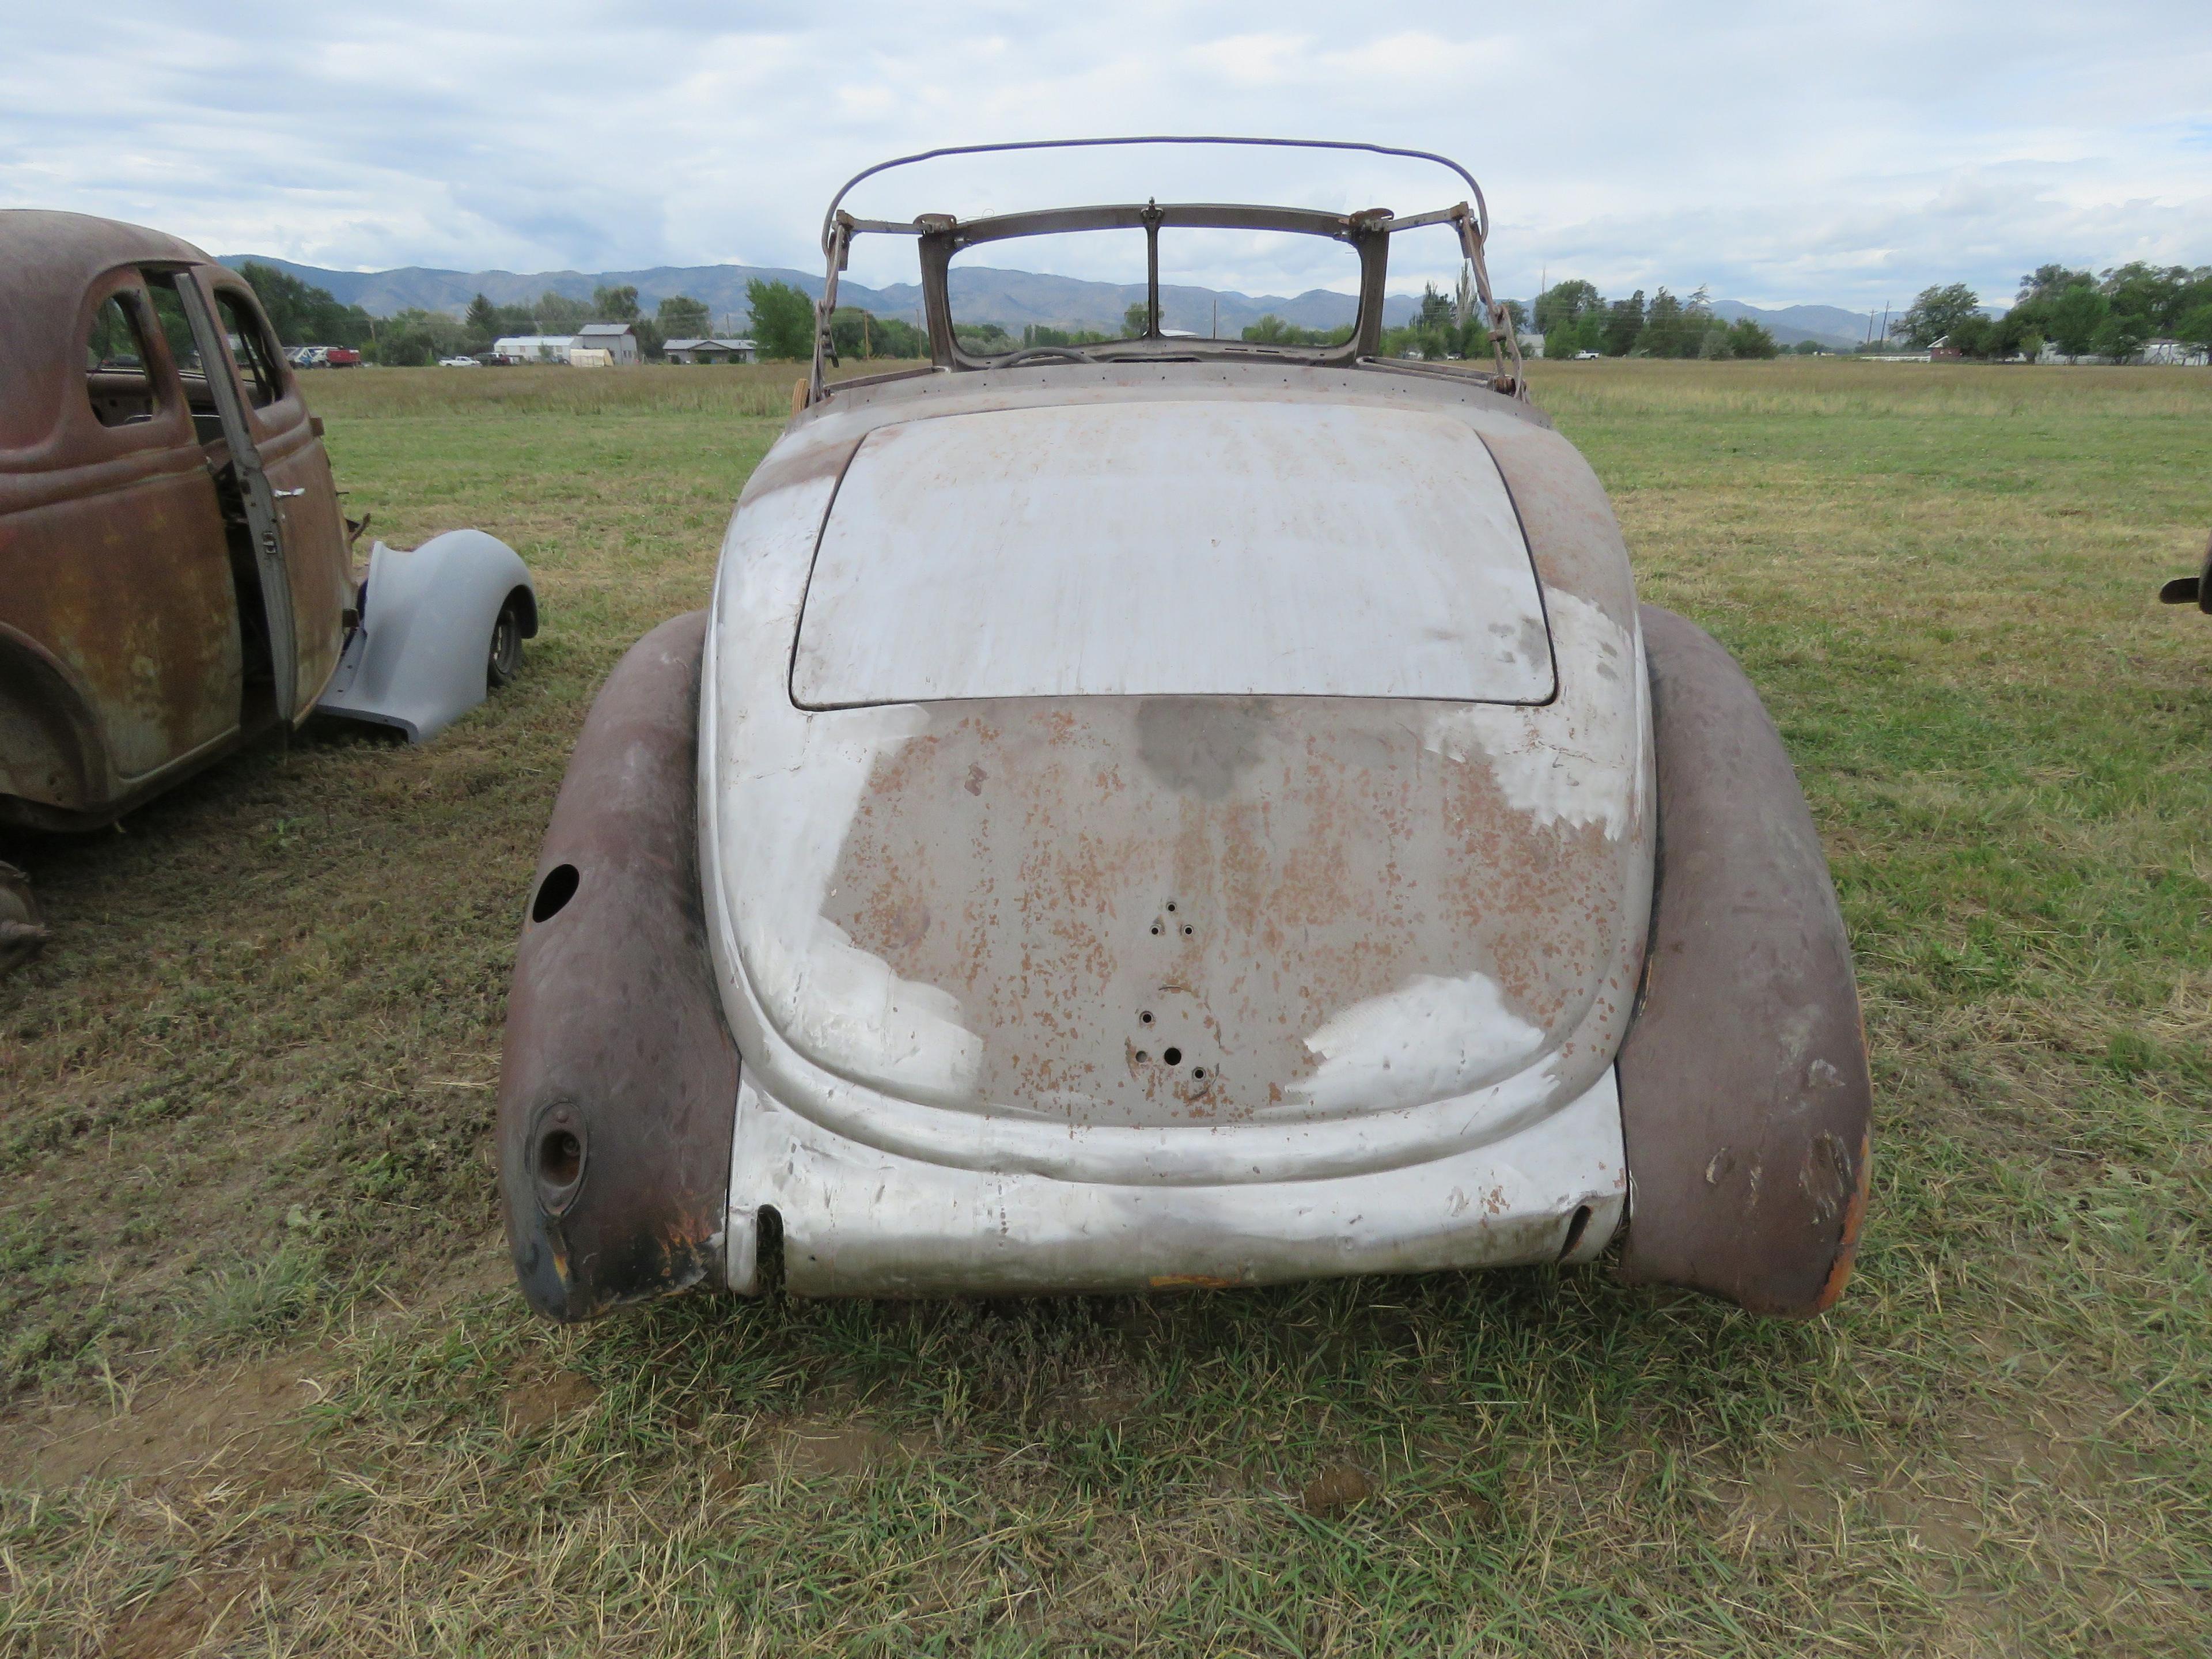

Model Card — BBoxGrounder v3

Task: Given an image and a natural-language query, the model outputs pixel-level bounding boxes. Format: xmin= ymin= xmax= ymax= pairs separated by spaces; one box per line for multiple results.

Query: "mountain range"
xmin=220 ymin=255 xmax=1881 ymax=349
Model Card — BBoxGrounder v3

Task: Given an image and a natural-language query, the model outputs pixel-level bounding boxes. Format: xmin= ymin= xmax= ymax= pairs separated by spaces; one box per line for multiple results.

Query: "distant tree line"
xmin=234 ymin=264 xmax=910 ymax=367
xmin=1533 ymin=281 xmax=1779 ymax=361
xmin=1896 ymin=264 xmax=2212 ymax=361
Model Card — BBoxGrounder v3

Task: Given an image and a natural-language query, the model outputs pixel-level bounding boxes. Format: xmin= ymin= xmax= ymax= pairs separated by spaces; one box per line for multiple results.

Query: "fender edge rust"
xmin=497 ymin=611 xmax=738 ymax=1320
xmin=1615 ymin=604 xmax=1873 ymax=1317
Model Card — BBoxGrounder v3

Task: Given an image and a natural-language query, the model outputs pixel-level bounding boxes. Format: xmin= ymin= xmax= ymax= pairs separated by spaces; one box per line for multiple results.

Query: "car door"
xmin=0 ymin=271 xmax=243 ymax=801
xmin=172 ymin=272 xmax=350 ymax=724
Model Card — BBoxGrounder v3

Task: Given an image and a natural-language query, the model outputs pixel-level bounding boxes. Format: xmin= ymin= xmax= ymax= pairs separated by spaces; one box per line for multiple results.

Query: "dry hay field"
xmin=3 ymin=358 xmax=2210 ymax=1656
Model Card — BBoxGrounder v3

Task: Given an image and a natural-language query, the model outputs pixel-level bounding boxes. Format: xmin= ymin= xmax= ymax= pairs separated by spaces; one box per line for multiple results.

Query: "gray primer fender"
xmin=497 ymin=612 xmax=737 ymax=1320
xmin=1615 ymin=604 xmax=1873 ymax=1317
xmin=316 ymin=529 xmax=537 ymax=741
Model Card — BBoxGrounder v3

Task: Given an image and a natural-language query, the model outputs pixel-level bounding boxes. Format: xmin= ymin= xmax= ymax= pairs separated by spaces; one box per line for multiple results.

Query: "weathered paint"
xmin=792 ymin=400 xmax=1552 ymax=707
xmin=1613 ymin=604 xmax=1874 ymax=1317
xmin=724 ymin=1065 xmax=1626 ymax=1298
xmin=697 ymin=363 xmax=1652 ymax=1289
xmin=0 ymin=211 xmax=350 ymax=830
xmin=498 ymin=613 xmax=737 ymax=1321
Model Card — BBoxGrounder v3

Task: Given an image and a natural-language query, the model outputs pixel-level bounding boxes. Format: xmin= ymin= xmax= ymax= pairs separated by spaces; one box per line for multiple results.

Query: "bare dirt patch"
xmin=3 ymin=1349 xmax=327 ymax=1494
xmin=499 ymin=1367 xmax=600 ymax=1436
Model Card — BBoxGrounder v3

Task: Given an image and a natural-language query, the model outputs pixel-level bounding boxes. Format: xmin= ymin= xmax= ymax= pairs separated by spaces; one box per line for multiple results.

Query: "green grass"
xmin=3 ymin=358 xmax=2210 ymax=1656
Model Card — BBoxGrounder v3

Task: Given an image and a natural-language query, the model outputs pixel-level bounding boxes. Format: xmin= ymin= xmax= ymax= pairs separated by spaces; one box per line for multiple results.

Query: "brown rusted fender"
xmin=1615 ymin=604 xmax=1873 ymax=1316
xmin=497 ymin=611 xmax=737 ymax=1320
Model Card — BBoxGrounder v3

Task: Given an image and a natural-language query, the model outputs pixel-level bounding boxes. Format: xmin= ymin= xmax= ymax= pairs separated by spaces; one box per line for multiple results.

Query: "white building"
xmin=2141 ymin=338 xmax=2210 ymax=367
xmin=490 ymin=334 xmax=576 ymax=364
xmin=573 ymin=322 xmax=641 ymax=365
xmin=663 ymin=336 xmax=758 ymax=365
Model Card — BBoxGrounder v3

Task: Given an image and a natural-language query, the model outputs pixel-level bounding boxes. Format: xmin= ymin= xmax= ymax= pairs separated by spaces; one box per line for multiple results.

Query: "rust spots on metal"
xmin=821 ymin=695 xmax=1641 ymax=1131
xmin=1615 ymin=605 xmax=1874 ymax=1317
xmin=1 ymin=211 xmax=353 ymax=830
xmin=497 ymin=612 xmax=738 ymax=1320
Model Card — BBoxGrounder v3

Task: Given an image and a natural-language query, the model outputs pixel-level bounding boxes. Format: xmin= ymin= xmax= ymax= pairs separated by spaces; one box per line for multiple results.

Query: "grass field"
xmin=3 ymin=357 xmax=2210 ymax=1656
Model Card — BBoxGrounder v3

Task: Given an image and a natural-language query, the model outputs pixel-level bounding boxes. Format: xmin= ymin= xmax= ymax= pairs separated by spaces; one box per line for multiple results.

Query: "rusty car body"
xmin=497 ymin=139 xmax=1873 ymax=1321
xmin=0 ymin=211 xmax=537 ymax=950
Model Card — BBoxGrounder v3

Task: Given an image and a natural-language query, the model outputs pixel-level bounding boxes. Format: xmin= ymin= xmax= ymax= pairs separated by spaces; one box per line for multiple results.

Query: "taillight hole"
xmin=1162 ymin=1047 xmax=1183 ymax=1066
xmin=532 ymin=862 xmax=579 ymax=923
xmin=539 ymin=1128 xmax=582 ymax=1188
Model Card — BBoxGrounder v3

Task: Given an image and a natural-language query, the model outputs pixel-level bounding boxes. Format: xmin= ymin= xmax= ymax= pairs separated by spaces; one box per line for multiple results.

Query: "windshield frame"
xmin=805 ymin=137 xmax=1525 ymax=402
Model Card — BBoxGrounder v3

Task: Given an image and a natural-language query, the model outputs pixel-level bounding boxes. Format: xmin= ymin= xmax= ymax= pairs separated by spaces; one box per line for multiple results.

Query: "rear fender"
xmin=315 ymin=529 xmax=535 ymax=741
xmin=1615 ymin=604 xmax=1873 ymax=1316
xmin=496 ymin=612 xmax=738 ymax=1320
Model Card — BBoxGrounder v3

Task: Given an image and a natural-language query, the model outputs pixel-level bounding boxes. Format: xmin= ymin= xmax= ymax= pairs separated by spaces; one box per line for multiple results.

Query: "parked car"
xmin=0 ymin=210 xmax=539 ymax=961
xmin=324 ymin=346 xmax=360 ymax=368
xmin=497 ymin=139 xmax=1873 ymax=1323
xmin=439 ymin=356 xmax=480 ymax=368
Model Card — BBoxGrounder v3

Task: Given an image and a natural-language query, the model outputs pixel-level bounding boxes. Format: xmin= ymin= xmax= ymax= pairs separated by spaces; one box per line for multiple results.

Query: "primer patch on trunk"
xmin=1422 ymin=591 xmax=1641 ymax=841
xmin=1295 ymin=970 xmax=1547 ymax=1115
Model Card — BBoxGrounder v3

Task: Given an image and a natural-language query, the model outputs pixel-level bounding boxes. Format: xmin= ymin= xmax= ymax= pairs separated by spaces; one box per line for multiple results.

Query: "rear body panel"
xmin=702 ymin=364 xmax=1651 ymax=1293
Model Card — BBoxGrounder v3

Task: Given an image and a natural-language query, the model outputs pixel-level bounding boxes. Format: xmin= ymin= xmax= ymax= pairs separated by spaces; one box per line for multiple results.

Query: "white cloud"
xmin=1 ymin=1 xmax=2206 ymax=308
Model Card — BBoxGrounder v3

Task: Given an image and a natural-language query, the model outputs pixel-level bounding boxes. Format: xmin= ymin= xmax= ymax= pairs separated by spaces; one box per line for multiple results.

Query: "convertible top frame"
xmin=804 ymin=136 xmax=1527 ymax=403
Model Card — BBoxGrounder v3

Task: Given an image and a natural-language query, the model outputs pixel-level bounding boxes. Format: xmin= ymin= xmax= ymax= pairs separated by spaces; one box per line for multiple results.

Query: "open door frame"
xmin=170 ymin=271 xmax=298 ymax=722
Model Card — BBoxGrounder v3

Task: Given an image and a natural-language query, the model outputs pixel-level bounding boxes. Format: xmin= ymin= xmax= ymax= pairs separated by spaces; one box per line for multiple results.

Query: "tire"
xmin=488 ymin=600 xmax=524 ymax=691
xmin=0 ymin=861 xmax=48 ymax=974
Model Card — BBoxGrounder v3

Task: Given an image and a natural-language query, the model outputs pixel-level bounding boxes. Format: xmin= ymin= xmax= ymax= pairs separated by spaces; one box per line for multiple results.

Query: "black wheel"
xmin=0 ymin=861 xmax=47 ymax=974
xmin=488 ymin=600 xmax=524 ymax=690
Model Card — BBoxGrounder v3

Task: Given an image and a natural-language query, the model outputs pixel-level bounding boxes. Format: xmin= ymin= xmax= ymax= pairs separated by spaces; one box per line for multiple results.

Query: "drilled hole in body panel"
xmin=532 ymin=863 xmax=579 ymax=923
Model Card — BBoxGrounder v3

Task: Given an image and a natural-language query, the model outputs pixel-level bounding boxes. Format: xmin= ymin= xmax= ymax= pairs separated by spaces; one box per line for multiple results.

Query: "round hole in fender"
xmin=1162 ymin=1046 xmax=1183 ymax=1066
xmin=532 ymin=863 xmax=579 ymax=923
xmin=539 ymin=1127 xmax=583 ymax=1195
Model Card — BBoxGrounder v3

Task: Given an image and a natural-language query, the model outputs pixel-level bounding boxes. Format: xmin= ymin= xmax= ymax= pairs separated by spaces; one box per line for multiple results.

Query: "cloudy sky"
xmin=5 ymin=2 xmax=2208 ymax=310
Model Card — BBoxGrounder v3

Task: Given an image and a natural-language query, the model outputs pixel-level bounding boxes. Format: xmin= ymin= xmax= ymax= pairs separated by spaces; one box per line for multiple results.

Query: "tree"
xmin=1897 ymin=283 xmax=1982 ymax=349
xmin=657 ymin=294 xmax=711 ymax=338
xmin=1724 ymin=317 xmax=1778 ymax=358
xmin=2047 ymin=283 xmax=2109 ymax=358
xmin=535 ymin=290 xmax=590 ymax=331
xmin=745 ymin=278 xmax=815 ymax=359
xmin=1533 ymin=279 xmax=1602 ymax=337
xmin=372 ymin=308 xmax=472 ymax=366
xmin=2017 ymin=264 xmax=2093 ymax=305
xmin=2176 ymin=300 xmax=2212 ymax=351
xmin=234 ymin=260 xmax=373 ymax=348
xmin=1601 ymin=290 xmax=1644 ymax=357
xmin=464 ymin=293 xmax=500 ymax=347
xmin=591 ymin=284 xmax=641 ymax=323
xmin=1946 ymin=314 xmax=1998 ymax=359
xmin=1642 ymin=288 xmax=1687 ymax=358
xmin=2092 ymin=312 xmax=2149 ymax=363
xmin=1790 ymin=339 xmax=1821 ymax=355
xmin=1123 ymin=300 xmax=1151 ymax=339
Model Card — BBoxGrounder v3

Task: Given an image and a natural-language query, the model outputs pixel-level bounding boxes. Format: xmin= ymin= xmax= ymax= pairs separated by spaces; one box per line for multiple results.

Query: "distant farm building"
xmin=490 ymin=334 xmax=576 ymax=364
xmin=567 ymin=347 xmax=615 ymax=368
xmin=664 ymin=336 xmax=758 ymax=365
xmin=573 ymin=322 xmax=641 ymax=365
xmin=2141 ymin=338 xmax=2210 ymax=367
xmin=1928 ymin=336 xmax=1962 ymax=360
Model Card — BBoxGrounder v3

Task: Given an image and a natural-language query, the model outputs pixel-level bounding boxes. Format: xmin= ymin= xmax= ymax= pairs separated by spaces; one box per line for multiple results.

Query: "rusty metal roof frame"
xmin=805 ymin=137 xmax=1527 ymax=404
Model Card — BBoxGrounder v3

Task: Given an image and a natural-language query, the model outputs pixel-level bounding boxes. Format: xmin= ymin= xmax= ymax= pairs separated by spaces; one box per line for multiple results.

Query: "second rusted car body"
xmin=0 ymin=210 xmax=536 ymax=844
xmin=498 ymin=141 xmax=1874 ymax=1323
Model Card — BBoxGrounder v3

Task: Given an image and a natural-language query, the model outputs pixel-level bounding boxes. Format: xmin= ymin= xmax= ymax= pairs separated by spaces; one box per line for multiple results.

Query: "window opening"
xmin=84 ymin=290 xmax=159 ymax=427
xmin=215 ymin=292 xmax=283 ymax=408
